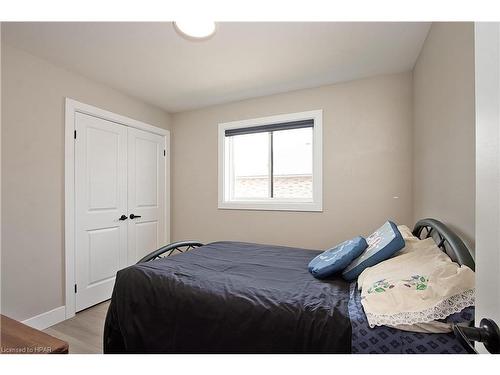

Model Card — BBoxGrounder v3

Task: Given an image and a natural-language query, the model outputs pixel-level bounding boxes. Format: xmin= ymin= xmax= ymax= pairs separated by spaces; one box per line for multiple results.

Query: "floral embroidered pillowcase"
xmin=357 ymin=237 xmax=475 ymax=333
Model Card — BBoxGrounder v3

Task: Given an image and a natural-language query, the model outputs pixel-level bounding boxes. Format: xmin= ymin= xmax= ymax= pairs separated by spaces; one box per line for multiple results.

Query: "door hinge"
xmin=74 ymin=130 xmax=77 ymax=139
xmin=164 ymin=149 xmax=166 ymax=156
xmin=74 ymin=284 xmax=77 ymax=293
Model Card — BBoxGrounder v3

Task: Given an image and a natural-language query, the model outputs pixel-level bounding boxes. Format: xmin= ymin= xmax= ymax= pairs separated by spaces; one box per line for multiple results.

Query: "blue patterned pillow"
xmin=342 ymin=221 xmax=405 ymax=282
xmin=308 ymin=236 xmax=368 ymax=279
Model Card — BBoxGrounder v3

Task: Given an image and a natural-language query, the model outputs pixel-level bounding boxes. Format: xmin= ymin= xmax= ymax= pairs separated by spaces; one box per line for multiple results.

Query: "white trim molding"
xmin=218 ymin=110 xmax=323 ymax=212
xmin=64 ymin=98 xmax=170 ymax=319
xmin=22 ymin=306 xmax=66 ymax=330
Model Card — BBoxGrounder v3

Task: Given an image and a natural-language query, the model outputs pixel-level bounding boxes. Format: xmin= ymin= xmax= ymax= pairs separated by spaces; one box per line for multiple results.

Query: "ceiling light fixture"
xmin=173 ymin=21 xmax=217 ymax=41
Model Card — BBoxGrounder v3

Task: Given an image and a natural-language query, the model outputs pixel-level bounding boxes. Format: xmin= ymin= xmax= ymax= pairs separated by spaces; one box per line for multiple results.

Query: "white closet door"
xmin=75 ymin=113 xmax=128 ymax=312
xmin=127 ymin=127 xmax=166 ymax=263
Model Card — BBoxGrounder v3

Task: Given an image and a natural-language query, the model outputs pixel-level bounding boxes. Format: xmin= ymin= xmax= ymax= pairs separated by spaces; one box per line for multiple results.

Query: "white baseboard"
xmin=22 ymin=306 xmax=66 ymax=330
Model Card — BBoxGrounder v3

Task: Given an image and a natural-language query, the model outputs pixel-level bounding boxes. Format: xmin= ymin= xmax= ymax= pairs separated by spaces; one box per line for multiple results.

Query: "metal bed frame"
xmin=138 ymin=218 xmax=475 ymax=268
xmin=137 ymin=240 xmax=204 ymax=264
xmin=412 ymin=218 xmax=475 ymax=271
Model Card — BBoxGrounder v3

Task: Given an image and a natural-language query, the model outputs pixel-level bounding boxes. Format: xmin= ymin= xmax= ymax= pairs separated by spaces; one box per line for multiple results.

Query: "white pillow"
xmin=395 ymin=224 xmax=422 ymax=255
xmin=358 ymin=237 xmax=474 ymax=333
xmin=397 ymin=225 xmax=419 ymax=242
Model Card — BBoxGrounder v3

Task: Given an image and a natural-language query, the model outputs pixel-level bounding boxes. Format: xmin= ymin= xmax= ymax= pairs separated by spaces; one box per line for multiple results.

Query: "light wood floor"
xmin=44 ymin=300 xmax=110 ymax=354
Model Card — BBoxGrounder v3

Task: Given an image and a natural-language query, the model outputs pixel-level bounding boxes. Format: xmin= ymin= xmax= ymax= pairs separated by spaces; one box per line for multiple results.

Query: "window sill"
xmin=218 ymin=201 xmax=323 ymax=212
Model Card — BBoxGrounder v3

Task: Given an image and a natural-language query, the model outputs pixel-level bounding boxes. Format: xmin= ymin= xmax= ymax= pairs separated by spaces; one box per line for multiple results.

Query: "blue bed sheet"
xmin=348 ymin=283 xmax=472 ymax=354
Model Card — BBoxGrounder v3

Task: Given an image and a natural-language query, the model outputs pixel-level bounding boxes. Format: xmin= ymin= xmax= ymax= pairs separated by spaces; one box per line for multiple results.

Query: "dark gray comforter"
xmin=103 ymin=241 xmax=352 ymax=353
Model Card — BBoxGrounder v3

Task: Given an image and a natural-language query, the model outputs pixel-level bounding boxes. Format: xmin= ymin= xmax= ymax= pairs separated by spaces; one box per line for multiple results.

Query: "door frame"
xmin=474 ymin=23 xmax=500 ymax=353
xmin=64 ymin=98 xmax=170 ymax=319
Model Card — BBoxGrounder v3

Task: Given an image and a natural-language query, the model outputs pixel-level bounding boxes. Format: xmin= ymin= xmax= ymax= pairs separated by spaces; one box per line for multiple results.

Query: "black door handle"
xmin=118 ymin=215 xmax=128 ymax=221
xmin=453 ymin=318 xmax=500 ymax=354
xmin=129 ymin=214 xmax=142 ymax=219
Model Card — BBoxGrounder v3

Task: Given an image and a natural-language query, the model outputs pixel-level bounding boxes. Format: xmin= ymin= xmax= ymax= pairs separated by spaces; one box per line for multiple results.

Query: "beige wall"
xmin=412 ymin=22 xmax=475 ymax=251
xmin=0 ymin=43 xmax=171 ymax=320
xmin=171 ymin=72 xmax=413 ymax=250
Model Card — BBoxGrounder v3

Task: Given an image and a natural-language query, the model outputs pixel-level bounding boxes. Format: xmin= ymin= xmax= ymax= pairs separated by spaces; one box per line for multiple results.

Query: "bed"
xmin=103 ymin=218 xmax=475 ymax=353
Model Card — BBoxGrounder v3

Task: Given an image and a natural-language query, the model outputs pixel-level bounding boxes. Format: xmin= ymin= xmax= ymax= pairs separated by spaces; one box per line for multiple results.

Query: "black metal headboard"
xmin=412 ymin=218 xmax=475 ymax=271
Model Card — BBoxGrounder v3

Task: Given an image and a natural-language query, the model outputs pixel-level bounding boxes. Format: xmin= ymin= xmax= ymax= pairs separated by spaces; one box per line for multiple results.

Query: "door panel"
xmin=75 ymin=112 xmax=128 ymax=312
xmin=135 ymin=137 xmax=159 ymax=207
xmin=135 ymin=221 xmax=159 ymax=259
xmin=86 ymin=127 xmax=121 ymax=210
xmin=127 ymin=128 xmax=166 ymax=263
xmin=88 ymin=227 xmax=121 ymax=285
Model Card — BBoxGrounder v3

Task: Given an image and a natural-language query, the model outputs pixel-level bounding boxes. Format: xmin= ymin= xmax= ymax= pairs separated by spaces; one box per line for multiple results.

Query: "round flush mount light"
xmin=173 ymin=21 xmax=217 ymax=41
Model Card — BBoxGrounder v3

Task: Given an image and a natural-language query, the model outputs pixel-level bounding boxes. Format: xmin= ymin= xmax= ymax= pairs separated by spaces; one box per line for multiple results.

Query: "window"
xmin=218 ymin=110 xmax=322 ymax=211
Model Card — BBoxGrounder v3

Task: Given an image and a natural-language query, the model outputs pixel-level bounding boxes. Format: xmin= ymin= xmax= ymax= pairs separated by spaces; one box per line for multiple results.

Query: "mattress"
xmin=103 ymin=241 xmax=469 ymax=354
xmin=104 ymin=241 xmax=351 ymax=353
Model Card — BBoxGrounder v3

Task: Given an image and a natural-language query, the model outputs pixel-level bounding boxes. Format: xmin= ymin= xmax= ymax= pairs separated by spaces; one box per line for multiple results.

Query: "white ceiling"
xmin=3 ymin=22 xmax=430 ymax=113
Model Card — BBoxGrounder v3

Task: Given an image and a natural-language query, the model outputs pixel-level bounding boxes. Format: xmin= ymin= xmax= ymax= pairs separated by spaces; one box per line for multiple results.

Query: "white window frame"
xmin=218 ymin=110 xmax=323 ymax=212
